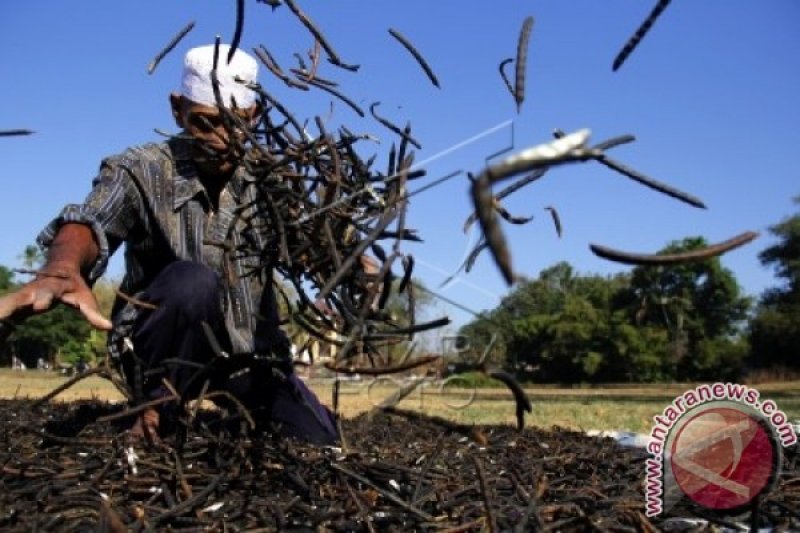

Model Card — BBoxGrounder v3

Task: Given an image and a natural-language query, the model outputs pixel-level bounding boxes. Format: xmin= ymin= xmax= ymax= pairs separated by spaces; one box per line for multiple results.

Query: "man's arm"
xmin=42 ymin=223 xmax=100 ymax=278
xmin=0 ymin=223 xmax=111 ymax=330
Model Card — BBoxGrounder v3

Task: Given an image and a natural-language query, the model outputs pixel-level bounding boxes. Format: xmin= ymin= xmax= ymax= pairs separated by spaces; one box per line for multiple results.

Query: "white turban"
xmin=180 ymin=44 xmax=259 ymax=108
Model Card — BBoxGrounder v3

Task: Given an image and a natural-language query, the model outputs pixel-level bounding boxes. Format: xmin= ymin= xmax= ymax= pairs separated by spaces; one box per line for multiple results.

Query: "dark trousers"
xmin=124 ymin=261 xmax=338 ymax=445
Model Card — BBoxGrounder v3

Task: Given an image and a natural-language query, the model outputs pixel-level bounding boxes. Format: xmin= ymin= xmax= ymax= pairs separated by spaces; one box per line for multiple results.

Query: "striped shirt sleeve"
xmin=37 ymin=158 xmax=145 ymax=282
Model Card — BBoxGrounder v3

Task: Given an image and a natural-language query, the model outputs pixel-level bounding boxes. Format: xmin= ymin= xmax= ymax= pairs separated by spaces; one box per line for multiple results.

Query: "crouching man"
xmin=0 ymin=44 xmax=338 ymax=445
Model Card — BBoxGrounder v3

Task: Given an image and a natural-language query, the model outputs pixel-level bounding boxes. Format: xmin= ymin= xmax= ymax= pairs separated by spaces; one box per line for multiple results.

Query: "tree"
xmin=0 ymin=266 xmax=17 ymax=365
xmin=0 ymin=266 xmax=13 ymax=293
xmin=460 ymin=249 xmax=751 ymax=383
xmin=370 ymin=277 xmax=435 ymax=362
xmin=88 ymin=278 xmax=118 ymax=360
xmin=622 ymin=237 xmax=751 ymax=380
xmin=12 ymin=306 xmax=92 ymax=368
xmin=500 ymin=264 xmax=669 ymax=383
xmin=749 ymin=196 xmax=800 ymax=369
xmin=382 ymin=277 xmax=434 ymax=327
xmin=1 ymin=247 xmax=97 ymax=368
xmin=758 ymin=196 xmax=800 ymax=295
xmin=459 ymin=261 xmax=665 ymax=382
xmin=458 ymin=262 xmax=589 ymax=369
xmin=283 ymin=273 xmax=434 ymax=365
xmin=18 ymin=245 xmax=43 ymax=270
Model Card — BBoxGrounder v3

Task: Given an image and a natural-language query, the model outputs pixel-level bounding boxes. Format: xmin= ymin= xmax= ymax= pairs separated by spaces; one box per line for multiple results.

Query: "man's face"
xmin=170 ymin=93 xmax=260 ymax=178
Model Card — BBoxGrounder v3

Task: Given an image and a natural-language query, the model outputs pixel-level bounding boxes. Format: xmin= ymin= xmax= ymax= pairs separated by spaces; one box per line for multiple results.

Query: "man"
xmin=0 ymin=44 xmax=338 ymax=444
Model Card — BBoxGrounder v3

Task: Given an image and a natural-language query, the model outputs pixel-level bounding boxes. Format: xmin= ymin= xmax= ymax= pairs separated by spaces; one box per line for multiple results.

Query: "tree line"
xmin=0 ymin=246 xmax=115 ymax=369
xmin=0 ymin=247 xmax=432 ymax=370
xmin=1 ymin=196 xmax=797 ymax=380
xmin=458 ymin=196 xmax=800 ymax=383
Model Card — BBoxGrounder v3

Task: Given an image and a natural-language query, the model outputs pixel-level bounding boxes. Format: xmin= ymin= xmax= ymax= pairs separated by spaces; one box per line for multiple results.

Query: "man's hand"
xmin=0 ymin=223 xmax=110 ymax=331
xmin=128 ymin=407 xmax=161 ymax=444
xmin=0 ymin=265 xmax=111 ymax=331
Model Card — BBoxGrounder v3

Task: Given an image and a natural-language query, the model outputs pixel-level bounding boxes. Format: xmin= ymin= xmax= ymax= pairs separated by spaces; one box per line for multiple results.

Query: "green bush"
xmin=442 ymin=371 xmax=506 ymax=388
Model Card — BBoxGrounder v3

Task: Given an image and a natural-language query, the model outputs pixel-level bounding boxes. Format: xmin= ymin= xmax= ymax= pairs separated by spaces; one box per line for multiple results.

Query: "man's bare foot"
xmin=128 ymin=407 xmax=161 ymax=444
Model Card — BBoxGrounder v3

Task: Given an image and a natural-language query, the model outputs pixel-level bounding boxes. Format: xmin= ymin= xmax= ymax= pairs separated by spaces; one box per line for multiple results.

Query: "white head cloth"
xmin=180 ymin=44 xmax=259 ymax=108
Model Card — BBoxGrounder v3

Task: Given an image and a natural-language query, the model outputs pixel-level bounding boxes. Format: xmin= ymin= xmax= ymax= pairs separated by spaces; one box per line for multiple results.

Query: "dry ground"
xmin=2 ymin=369 xmax=797 ymax=433
xmin=0 ymin=371 xmax=797 ymax=530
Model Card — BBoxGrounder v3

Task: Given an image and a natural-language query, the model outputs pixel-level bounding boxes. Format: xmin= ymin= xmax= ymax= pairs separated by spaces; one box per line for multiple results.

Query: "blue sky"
xmin=1 ymin=1 xmax=798 ymax=330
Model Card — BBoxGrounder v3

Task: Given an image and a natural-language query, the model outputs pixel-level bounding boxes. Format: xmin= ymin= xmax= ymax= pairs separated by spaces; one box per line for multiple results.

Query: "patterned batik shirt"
xmin=37 ymin=138 xmax=286 ymax=361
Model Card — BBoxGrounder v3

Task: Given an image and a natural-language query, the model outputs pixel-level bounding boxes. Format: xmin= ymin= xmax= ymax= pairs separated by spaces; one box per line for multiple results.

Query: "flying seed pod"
xmin=590 ymin=231 xmax=758 ymax=265
xmin=147 ymin=20 xmax=195 ymax=74
xmin=593 ymin=134 xmax=636 ymax=151
xmin=553 ymin=129 xmax=706 ymax=209
xmin=488 ymin=369 xmax=532 ymax=430
xmin=370 ymin=243 xmax=387 ymax=262
xmin=613 ymin=0 xmax=673 ymax=71
xmin=370 ymin=102 xmax=421 ymax=150
xmin=257 ymin=0 xmax=282 ymax=9
xmin=377 ymin=268 xmax=395 ymax=310
xmin=254 ymin=45 xmax=310 ymax=90
xmin=594 ymin=155 xmax=706 ymax=209
xmin=0 ymin=129 xmax=34 ymax=136
xmin=290 ymin=68 xmax=338 ymax=87
xmin=283 ymin=0 xmax=360 ymax=71
xmin=398 ymin=255 xmax=414 ymax=294
xmin=515 ymin=16 xmax=534 ymax=112
xmin=212 ymin=35 xmax=221 ymax=70
xmin=464 ymin=241 xmax=489 ymax=273
xmin=470 ymin=130 xmax=592 ymax=284
xmin=498 ymin=58 xmax=515 ymax=100
xmin=308 ymin=79 xmax=364 ymax=116
xmin=293 ymin=52 xmax=307 ymax=72
xmin=495 ymin=204 xmax=534 ymax=225
xmin=463 ymin=168 xmax=548 ymax=233
xmin=544 ymin=206 xmax=562 ymax=238
xmin=388 ymin=28 xmax=440 ymax=88
xmin=228 ymin=0 xmax=245 ymax=63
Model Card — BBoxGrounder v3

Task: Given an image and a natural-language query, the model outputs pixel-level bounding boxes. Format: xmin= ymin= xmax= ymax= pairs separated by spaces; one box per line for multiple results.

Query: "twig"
xmin=202 ymin=390 xmax=256 ymax=429
xmin=324 ymin=355 xmax=439 ymax=376
xmin=473 ymin=456 xmax=498 ymax=533
xmin=95 ymin=394 xmax=180 ymax=423
xmin=32 ymin=366 xmax=107 ymax=407
xmin=412 ymin=434 xmax=444 ymax=504
xmin=114 ymin=288 xmax=157 ymax=310
xmin=329 ymin=463 xmax=436 ymax=522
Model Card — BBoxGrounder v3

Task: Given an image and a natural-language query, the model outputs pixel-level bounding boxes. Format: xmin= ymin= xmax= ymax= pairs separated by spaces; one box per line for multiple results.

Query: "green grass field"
xmin=321 ymin=379 xmax=800 ymax=433
xmin=1 ymin=369 xmax=797 ymax=434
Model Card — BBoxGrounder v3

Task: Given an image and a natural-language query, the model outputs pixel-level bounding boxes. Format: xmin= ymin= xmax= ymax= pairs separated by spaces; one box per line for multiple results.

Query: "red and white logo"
xmin=669 ymin=404 xmax=778 ymax=511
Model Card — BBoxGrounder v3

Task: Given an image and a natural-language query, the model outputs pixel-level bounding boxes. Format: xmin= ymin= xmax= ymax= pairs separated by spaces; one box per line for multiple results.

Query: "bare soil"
xmin=0 ymin=398 xmax=796 ymax=531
